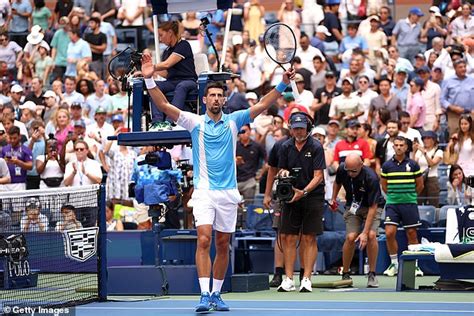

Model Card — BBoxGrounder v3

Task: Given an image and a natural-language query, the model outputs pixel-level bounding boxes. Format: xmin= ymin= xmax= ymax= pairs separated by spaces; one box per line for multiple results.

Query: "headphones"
xmin=288 ymin=111 xmax=314 ymax=134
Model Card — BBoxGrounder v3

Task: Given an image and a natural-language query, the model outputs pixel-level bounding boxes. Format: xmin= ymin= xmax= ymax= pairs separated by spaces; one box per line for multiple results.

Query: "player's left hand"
xmin=356 ymin=232 xmax=368 ymax=250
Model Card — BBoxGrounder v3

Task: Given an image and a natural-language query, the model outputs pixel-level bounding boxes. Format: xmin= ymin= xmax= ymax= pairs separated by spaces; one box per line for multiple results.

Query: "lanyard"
xmin=350 ymin=177 xmax=363 ymax=204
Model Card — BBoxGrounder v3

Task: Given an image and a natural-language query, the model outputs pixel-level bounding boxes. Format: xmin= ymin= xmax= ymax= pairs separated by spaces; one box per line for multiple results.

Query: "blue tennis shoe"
xmin=195 ymin=292 xmax=212 ymax=313
xmin=210 ymin=291 xmax=230 ymax=311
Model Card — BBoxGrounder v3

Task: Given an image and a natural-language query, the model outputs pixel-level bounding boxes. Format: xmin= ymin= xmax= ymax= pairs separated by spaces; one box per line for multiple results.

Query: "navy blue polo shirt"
xmin=335 ymin=164 xmax=381 ymax=207
xmin=236 ymin=139 xmax=266 ymax=182
xmin=278 ymin=136 xmax=326 ymax=196
xmin=161 ymin=40 xmax=197 ymax=81
xmin=268 ymin=138 xmax=287 ymax=168
xmin=381 ymin=156 xmax=422 ymax=205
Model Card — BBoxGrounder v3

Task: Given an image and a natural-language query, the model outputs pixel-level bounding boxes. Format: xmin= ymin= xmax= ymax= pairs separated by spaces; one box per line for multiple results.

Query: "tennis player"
xmin=141 ymin=53 xmax=295 ymax=312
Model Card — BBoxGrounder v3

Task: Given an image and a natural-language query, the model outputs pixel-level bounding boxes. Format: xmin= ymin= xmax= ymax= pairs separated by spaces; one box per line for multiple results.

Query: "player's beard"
xmin=209 ymin=103 xmax=222 ymax=115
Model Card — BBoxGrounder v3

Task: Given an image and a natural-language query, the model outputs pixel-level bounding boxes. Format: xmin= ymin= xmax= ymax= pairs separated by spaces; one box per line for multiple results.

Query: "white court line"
xmin=136 ymin=299 xmax=474 ymax=304
xmin=77 ymin=306 xmax=474 ymax=313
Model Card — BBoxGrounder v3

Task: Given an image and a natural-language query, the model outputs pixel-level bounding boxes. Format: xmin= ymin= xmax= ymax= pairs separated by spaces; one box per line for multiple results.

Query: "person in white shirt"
xmin=295 ymin=33 xmax=323 ymax=74
xmin=238 ymin=39 xmax=265 ymax=92
xmin=355 ymin=75 xmax=378 ymax=123
xmin=117 ymin=0 xmax=146 ymax=26
xmin=63 ymin=139 xmax=102 ymax=187
xmin=293 ymin=73 xmax=315 ymax=116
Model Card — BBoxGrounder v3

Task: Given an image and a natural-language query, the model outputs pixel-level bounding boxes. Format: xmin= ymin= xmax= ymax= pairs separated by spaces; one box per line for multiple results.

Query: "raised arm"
xmin=141 ymin=53 xmax=181 ymax=122
xmin=250 ymin=68 xmax=295 ymax=119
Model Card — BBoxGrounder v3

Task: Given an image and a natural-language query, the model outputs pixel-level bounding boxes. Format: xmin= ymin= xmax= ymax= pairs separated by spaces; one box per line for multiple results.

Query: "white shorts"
xmin=192 ymin=188 xmax=242 ymax=233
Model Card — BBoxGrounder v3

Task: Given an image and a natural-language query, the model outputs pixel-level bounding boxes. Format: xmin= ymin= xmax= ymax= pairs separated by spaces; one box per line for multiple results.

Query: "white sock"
xmin=390 ymin=254 xmax=398 ymax=267
xmin=211 ymin=278 xmax=224 ymax=294
xmin=199 ymin=277 xmax=210 ymax=294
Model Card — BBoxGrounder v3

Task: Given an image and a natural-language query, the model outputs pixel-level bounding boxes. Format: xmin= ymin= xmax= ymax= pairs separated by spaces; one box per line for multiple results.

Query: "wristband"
xmin=144 ymin=78 xmax=156 ymax=90
xmin=275 ymin=81 xmax=288 ymax=93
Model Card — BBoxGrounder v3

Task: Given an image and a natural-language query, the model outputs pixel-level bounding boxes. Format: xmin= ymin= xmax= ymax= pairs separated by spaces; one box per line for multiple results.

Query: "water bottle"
xmin=364 ymin=257 xmax=369 ymax=275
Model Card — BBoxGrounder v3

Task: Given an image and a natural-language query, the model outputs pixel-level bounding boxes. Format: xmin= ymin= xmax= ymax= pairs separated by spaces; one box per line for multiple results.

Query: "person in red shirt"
xmin=331 ymin=120 xmax=372 ymax=170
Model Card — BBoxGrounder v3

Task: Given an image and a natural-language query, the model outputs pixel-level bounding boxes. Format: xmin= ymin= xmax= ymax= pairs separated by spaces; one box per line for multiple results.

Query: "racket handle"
xmin=290 ymin=80 xmax=300 ymax=101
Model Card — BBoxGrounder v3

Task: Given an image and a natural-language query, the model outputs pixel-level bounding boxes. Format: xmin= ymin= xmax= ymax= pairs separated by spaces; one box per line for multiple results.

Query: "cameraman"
xmin=276 ymin=112 xmax=325 ymax=293
xmin=330 ymin=153 xmax=382 ymax=288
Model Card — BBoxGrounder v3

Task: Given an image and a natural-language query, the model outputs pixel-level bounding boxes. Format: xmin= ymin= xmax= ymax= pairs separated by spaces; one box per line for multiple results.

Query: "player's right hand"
xmin=141 ymin=53 xmax=154 ymax=78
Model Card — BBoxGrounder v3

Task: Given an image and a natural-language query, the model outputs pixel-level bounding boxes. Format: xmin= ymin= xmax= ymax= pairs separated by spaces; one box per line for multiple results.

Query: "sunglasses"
xmin=75 ymin=147 xmax=86 ymax=152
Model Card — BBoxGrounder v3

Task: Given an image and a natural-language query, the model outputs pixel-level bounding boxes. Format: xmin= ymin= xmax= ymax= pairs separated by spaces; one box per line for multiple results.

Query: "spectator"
xmin=387 ymin=46 xmax=414 ymax=72
xmin=223 ymin=78 xmax=249 ymax=114
xmin=64 ymin=118 xmax=98 ymax=160
xmin=414 ymin=130 xmax=443 ymax=207
xmin=69 ymin=10 xmax=87 ymax=36
xmin=406 ymin=77 xmax=426 ymax=129
xmin=85 ymin=80 xmax=112 ymax=119
xmin=60 ymin=76 xmax=85 ymax=105
xmin=0 ymin=104 xmax=28 ymax=139
xmin=103 ymin=126 xmax=137 ymax=202
xmin=8 ymin=0 xmax=32 ymax=48
xmin=63 ymin=139 xmax=102 ymax=186
xmin=444 ymin=115 xmax=474 ymax=177
xmin=0 ymin=32 xmax=23 ymax=79
xmin=243 ymin=0 xmax=265 ymax=42
xmin=332 ymin=120 xmax=372 ymax=169
xmin=356 ymin=75 xmax=378 ymax=123
xmin=392 ymin=7 xmax=424 ymax=62
xmin=239 ymin=39 xmax=265 ymax=93
xmin=117 ymin=0 xmax=146 ymax=49
xmin=447 ymin=164 xmax=473 ymax=205
xmin=310 ymin=25 xmax=331 ymax=53
xmin=312 ymin=71 xmax=341 ymax=127
xmin=412 ymin=66 xmax=442 ymax=131
xmin=55 ymin=204 xmax=82 ymax=231
xmin=73 ymin=0 xmax=92 ymax=17
xmin=83 ymin=17 xmax=107 ymax=78
xmin=278 ymin=1 xmax=301 ymax=47
xmin=37 ymin=136 xmax=65 ymax=189
xmin=362 ymin=16 xmax=388 ymax=68
xmin=53 ymin=108 xmax=74 ymax=153
xmin=32 ymin=0 xmax=52 ymax=33
xmin=65 ymin=28 xmax=92 ymax=77
xmin=420 ymin=12 xmax=447 ymax=50
xmin=150 ymin=21 xmax=197 ymax=125
xmin=368 ymin=78 xmax=402 ymax=125
xmin=440 ymin=59 xmax=474 ymax=136
xmin=450 ymin=3 xmax=474 ymax=44
xmin=296 ymin=33 xmax=323 ymax=75
xmin=19 ymin=101 xmax=38 ymax=130
xmin=310 ymin=55 xmax=328 ymax=94
xmin=0 ymin=126 xmax=33 ymax=190
xmin=375 ymin=119 xmax=400 ymax=174
xmin=339 ymin=23 xmax=369 ymax=57
xmin=358 ymin=123 xmax=377 ymax=168
xmin=302 ymin=0 xmax=324 ymax=39
xmin=20 ymin=198 xmax=48 ymax=232
xmin=0 ymin=0 xmax=10 ymax=29
xmin=424 ymin=37 xmax=446 ymax=62
xmin=9 ymin=84 xmax=24 ymax=120
xmin=54 ymin=0 xmax=73 ymax=23
xmin=93 ymin=0 xmax=116 ymax=24
xmin=25 ymin=77 xmax=44 ymax=105
xmin=33 ymin=43 xmax=53 ymax=86
xmin=26 ymin=119 xmax=45 ymax=189
xmin=323 ymin=1 xmax=343 ymax=57
xmin=390 ymin=67 xmax=409 ymax=108
xmin=398 ymin=111 xmax=423 ymax=145
xmin=91 ymin=11 xmax=117 ymax=76
xmin=0 ymin=156 xmax=11 ymax=186
xmin=293 ymin=73 xmax=314 ymax=114
xmin=106 ymin=201 xmax=124 ymax=231
xmin=51 ymin=16 xmax=71 ymax=80
xmin=329 ymin=78 xmax=363 ymax=125
xmin=86 ymin=107 xmax=114 ymax=150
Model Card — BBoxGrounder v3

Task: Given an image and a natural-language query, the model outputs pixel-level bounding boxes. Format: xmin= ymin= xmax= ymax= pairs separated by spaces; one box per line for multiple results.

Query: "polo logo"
xmin=63 ymin=228 xmax=98 ymax=262
xmin=406 ymin=164 xmax=411 ymax=172
xmin=295 ymin=117 xmax=303 ymax=122
xmin=305 ymin=152 xmax=312 ymax=158
xmin=354 ymin=144 xmax=359 ymax=149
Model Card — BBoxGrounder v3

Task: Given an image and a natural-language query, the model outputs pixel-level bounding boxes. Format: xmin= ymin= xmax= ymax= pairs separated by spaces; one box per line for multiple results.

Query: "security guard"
xmin=276 ymin=112 xmax=325 ymax=293
xmin=380 ymin=136 xmax=424 ymax=277
xmin=330 ymin=153 xmax=382 ymax=288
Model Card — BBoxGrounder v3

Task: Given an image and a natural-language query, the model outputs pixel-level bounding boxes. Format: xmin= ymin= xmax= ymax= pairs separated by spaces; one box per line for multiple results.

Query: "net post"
xmin=98 ymin=184 xmax=108 ymax=301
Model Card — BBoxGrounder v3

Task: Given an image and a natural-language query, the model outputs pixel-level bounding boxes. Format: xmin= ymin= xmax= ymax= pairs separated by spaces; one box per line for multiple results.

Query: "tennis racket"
xmin=263 ymin=23 xmax=299 ymax=100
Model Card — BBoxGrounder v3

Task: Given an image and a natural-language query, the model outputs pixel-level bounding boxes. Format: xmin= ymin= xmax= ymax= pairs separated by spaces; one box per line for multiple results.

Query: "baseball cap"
xmin=325 ymin=71 xmax=336 ymax=78
xmin=316 ymin=25 xmax=331 ymax=36
xmin=71 ymin=102 xmax=82 ymax=108
xmin=395 ymin=67 xmax=409 ymax=74
xmin=328 ymin=119 xmax=340 ymax=127
xmin=245 ymin=92 xmax=258 ymax=100
xmin=369 ymin=15 xmax=380 ymax=22
xmin=429 ymin=6 xmax=440 ymax=14
xmin=112 ymin=114 xmax=124 ymax=122
xmin=95 ymin=107 xmax=107 ymax=114
xmin=283 ymin=92 xmax=295 ymax=102
xmin=411 ymin=77 xmax=425 ymax=88
xmin=347 ymin=120 xmax=361 ymax=128
xmin=409 ymin=7 xmax=424 ymax=16
xmin=26 ymin=198 xmax=41 ymax=210
xmin=416 ymin=65 xmax=431 ymax=73
xmin=415 ymin=53 xmax=426 ymax=60
xmin=43 ymin=90 xmax=56 ymax=98
xmin=11 ymin=84 xmax=23 ymax=93
xmin=73 ymin=119 xmax=86 ymax=128
xmin=311 ymin=126 xmax=326 ymax=137
xmin=232 ymin=35 xmax=243 ymax=46
xmin=289 ymin=113 xmax=310 ymax=129
xmin=294 ymin=73 xmax=305 ymax=83
xmin=249 ymin=39 xmax=257 ymax=47
xmin=422 ymin=130 xmax=438 ymax=140
xmin=19 ymin=101 xmax=37 ymax=111
xmin=342 ymin=77 xmax=354 ymax=86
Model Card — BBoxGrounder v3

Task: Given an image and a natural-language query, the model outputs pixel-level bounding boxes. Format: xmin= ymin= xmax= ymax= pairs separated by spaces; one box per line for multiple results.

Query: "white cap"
xmin=316 ymin=25 xmax=331 ymax=36
xmin=43 ymin=90 xmax=56 ymax=98
xmin=39 ymin=41 xmax=50 ymax=51
xmin=245 ymin=92 xmax=258 ymax=100
xmin=429 ymin=6 xmax=440 ymax=14
xmin=312 ymin=126 xmax=326 ymax=137
xmin=11 ymin=84 xmax=23 ymax=93
xmin=27 ymin=25 xmax=44 ymax=45
xmin=19 ymin=101 xmax=37 ymax=111
xmin=232 ymin=35 xmax=243 ymax=46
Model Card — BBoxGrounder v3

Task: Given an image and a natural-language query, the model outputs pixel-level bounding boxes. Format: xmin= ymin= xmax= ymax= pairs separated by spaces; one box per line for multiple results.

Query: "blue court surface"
xmin=77 ymin=299 xmax=474 ymax=316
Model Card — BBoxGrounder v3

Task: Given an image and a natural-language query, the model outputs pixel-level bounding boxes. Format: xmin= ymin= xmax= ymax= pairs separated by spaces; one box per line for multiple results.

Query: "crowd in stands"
xmin=0 ymin=0 xmax=473 ymax=232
